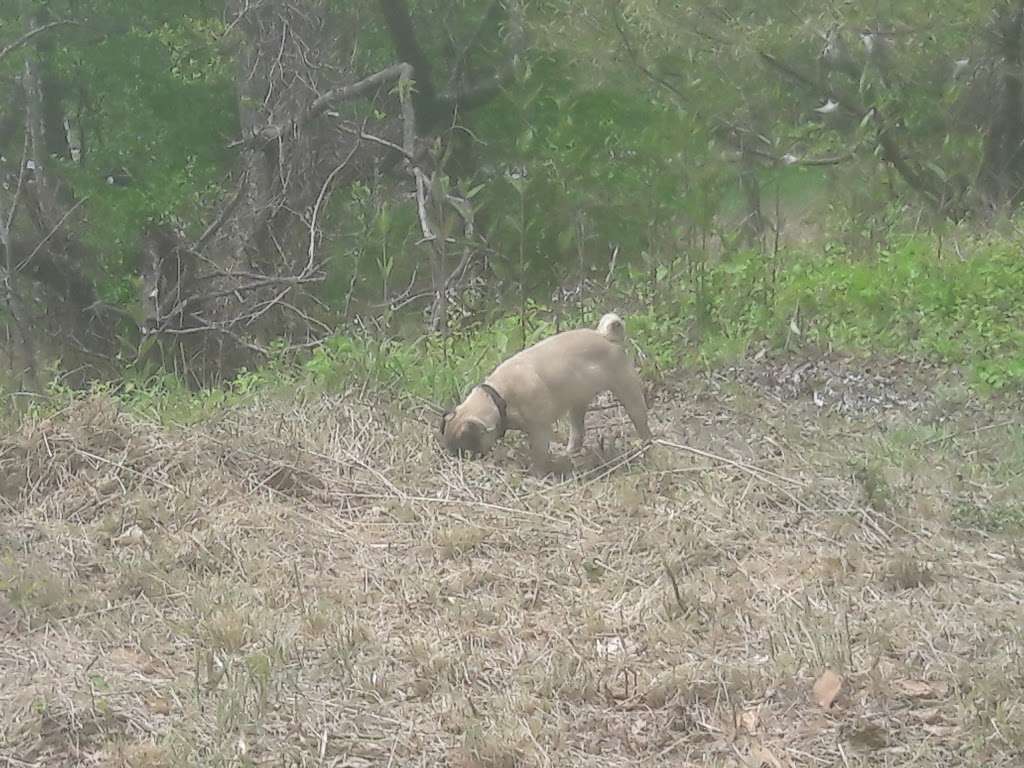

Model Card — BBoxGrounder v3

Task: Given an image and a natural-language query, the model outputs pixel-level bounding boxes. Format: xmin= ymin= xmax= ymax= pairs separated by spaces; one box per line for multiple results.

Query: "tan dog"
xmin=440 ymin=313 xmax=652 ymax=475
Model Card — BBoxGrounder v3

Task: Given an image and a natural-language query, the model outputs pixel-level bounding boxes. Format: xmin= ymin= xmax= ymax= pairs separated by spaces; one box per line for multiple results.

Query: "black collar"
xmin=476 ymin=382 xmax=508 ymax=438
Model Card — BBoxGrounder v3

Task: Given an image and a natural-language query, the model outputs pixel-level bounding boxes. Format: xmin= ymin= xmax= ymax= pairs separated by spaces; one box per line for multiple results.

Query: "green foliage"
xmin=5 ymin=348 xmax=302 ymax=428
xmin=465 ymin=48 xmax=714 ymax=290
xmin=319 ymin=182 xmax=421 ymax=310
xmin=59 ymin=8 xmax=234 ymax=281
xmin=0 ymin=1 xmax=234 ymax=308
xmin=304 ymin=305 xmax=559 ymax=403
xmin=952 ymin=502 xmax=1024 ymax=534
xmin=777 ymin=236 xmax=1024 ymax=388
xmin=244 ymin=230 xmax=1024 ymax=402
xmin=639 ymin=231 xmax=1023 ymax=388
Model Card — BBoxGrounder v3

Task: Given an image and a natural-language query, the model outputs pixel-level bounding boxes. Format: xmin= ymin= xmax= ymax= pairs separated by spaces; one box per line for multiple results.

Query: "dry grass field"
xmin=2 ymin=354 xmax=1023 ymax=767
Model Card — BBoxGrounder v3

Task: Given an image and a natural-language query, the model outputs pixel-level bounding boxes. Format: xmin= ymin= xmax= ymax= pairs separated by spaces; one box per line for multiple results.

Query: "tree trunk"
xmin=32 ymin=7 xmax=70 ymax=162
xmin=0 ymin=205 xmax=40 ymax=394
xmin=739 ymin=148 xmax=764 ymax=247
xmin=157 ymin=2 xmax=387 ymax=380
xmin=22 ymin=54 xmax=61 ymax=228
xmin=977 ymin=4 xmax=1024 ymax=209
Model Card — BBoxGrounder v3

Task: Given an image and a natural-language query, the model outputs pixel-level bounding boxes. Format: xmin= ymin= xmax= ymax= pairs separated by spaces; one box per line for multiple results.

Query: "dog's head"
xmin=439 ymin=411 xmax=498 ymax=458
xmin=439 ymin=387 xmax=505 ymax=458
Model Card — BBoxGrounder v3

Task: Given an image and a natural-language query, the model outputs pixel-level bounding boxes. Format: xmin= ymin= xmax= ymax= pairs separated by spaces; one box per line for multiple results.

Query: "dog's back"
xmin=493 ymin=313 xmax=631 ymax=387
xmin=504 ymin=313 xmax=627 ymax=367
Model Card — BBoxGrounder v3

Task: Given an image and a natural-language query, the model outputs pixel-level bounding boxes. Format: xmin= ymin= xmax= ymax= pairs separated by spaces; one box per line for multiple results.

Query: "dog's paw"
xmin=550 ymin=455 xmax=574 ymax=478
xmin=530 ymin=454 xmax=574 ymax=480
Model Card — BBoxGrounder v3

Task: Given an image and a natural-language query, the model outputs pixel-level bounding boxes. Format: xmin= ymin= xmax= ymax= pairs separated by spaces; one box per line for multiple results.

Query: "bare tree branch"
xmin=232 ymin=1 xmax=521 ymax=158
xmin=715 ymin=124 xmax=854 ymax=167
xmin=780 ymin=153 xmax=854 ymax=167
xmin=0 ymin=20 xmax=76 ymax=64
xmin=231 ymin=63 xmax=411 ymax=149
xmin=335 ymin=123 xmax=413 ymax=158
xmin=17 ymin=196 xmax=90 ymax=273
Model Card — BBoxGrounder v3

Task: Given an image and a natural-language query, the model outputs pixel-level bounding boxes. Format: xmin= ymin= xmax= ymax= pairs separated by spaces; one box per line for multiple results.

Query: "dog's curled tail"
xmin=597 ymin=312 xmax=626 ymax=344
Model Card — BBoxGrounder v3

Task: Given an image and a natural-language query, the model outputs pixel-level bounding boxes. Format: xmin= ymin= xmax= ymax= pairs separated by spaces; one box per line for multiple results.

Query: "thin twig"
xmin=307 ymin=131 xmax=364 ymax=273
xmin=17 ymin=196 xmax=91 ymax=273
xmin=193 ymin=173 xmax=249 ymax=254
xmin=335 ymin=124 xmax=412 ymax=159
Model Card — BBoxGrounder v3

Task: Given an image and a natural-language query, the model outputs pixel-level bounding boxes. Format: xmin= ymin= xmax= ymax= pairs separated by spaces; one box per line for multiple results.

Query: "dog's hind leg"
xmin=527 ymin=426 xmax=555 ymax=477
xmin=611 ymin=368 xmax=653 ymax=441
xmin=567 ymin=406 xmax=587 ymax=454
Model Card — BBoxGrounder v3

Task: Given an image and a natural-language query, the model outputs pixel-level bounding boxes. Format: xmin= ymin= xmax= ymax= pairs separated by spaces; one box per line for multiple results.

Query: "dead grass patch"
xmin=1 ymin=369 xmax=1022 ymax=766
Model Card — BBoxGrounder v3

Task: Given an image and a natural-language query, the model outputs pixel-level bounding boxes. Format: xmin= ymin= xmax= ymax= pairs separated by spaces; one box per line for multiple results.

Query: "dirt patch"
xmin=717 ymin=349 xmax=966 ymax=417
xmin=1 ymin=372 xmax=1022 ymax=767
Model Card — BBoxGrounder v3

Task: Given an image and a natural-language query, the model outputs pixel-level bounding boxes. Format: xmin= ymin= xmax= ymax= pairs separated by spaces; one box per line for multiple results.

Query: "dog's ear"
xmin=439 ymin=410 xmax=453 ymax=436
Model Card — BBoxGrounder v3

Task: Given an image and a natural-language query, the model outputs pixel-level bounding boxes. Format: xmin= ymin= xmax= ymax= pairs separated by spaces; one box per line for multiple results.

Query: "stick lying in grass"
xmin=655 ymin=438 xmax=806 ymax=488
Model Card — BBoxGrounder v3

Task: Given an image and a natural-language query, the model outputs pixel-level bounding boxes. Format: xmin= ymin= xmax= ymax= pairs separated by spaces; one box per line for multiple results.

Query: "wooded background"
xmin=2 ymin=0 xmax=1023 ymax=390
